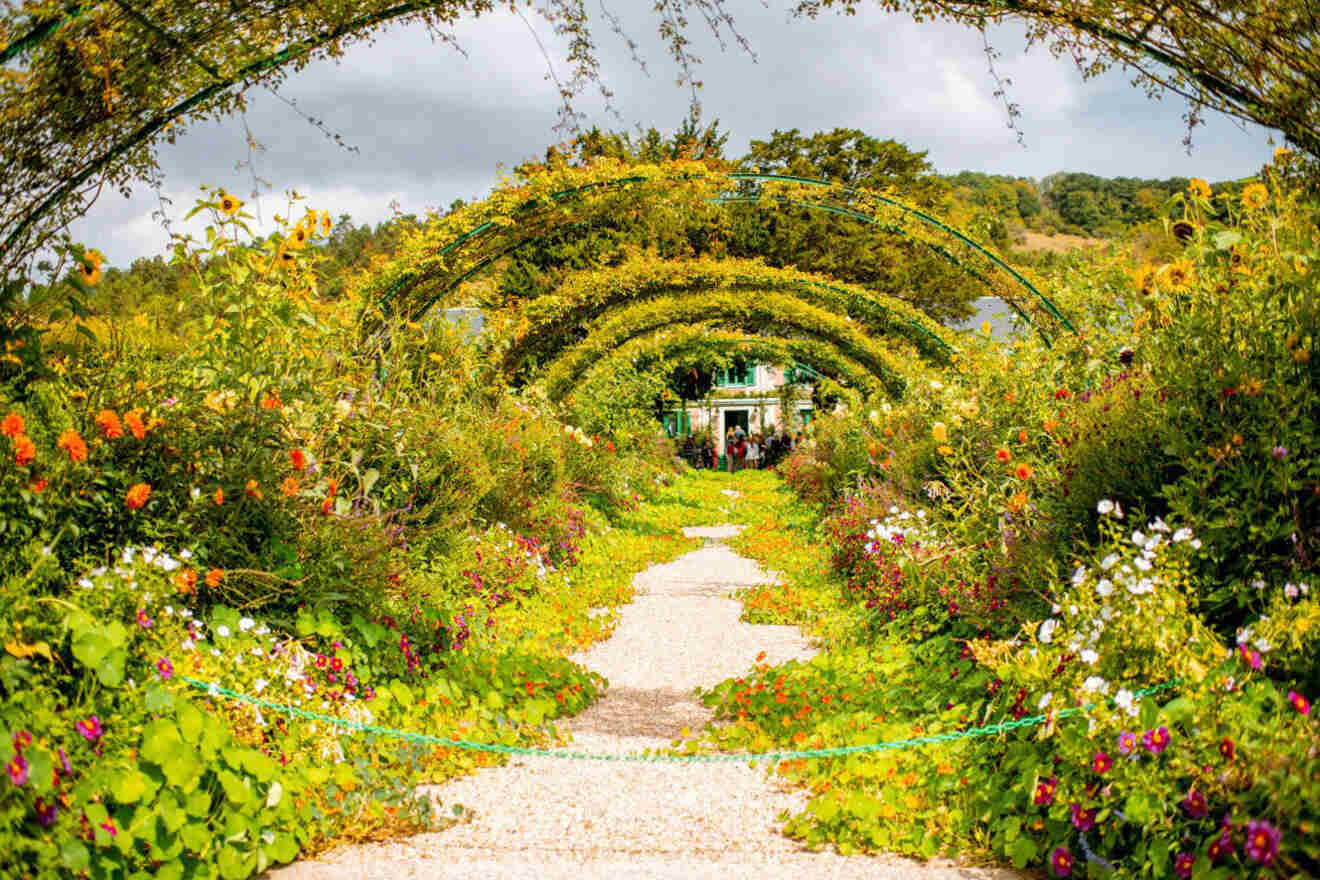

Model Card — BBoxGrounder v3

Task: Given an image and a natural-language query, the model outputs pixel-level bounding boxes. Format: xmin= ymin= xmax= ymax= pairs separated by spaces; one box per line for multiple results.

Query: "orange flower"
xmin=320 ymin=496 xmax=334 ymax=516
xmin=125 ymin=482 xmax=152 ymax=510
xmin=995 ymin=447 xmax=1012 ymax=463
xmin=57 ymin=429 xmax=88 ymax=463
xmin=29 ymin=478 xmax=47 ymax=493
xmin=1017 ymin=429 xmax=1028 ymax=444
xmin=1043 ymin=418 xmax=1058 ymax=434
xmin=12 ymin=434 xmax=35 ymax=467
xmin=123 ymin=408 xmax=146 ymax=440
xmin=326 ymin=478 xmax=339 ymax=495
xmin=206 ymin=569 xmax=224 ymax=588
xmin=176 ymin=569 xmax=197 ymax=596
xmin=96 ymin=409 xmax=123 ymax=440
xmin=244 ymin=479 xmax=262 ymax=500
xmin=1 ymin=412 xmax=23 ymax=437
xmin=213 ymin=487 xmax=224 ymax=506
xmin=260 ymin=393 xmax=281 ymax=411
xmin=1014 ymin=463 xmax=1034 ymax=480
xmin=280 ymin=476 xmax=299 ymax=497
xmin=289 ymin=448 xmax=306 ymax=471
xmin=1007 ymin=491 xmax=1028 ymax=513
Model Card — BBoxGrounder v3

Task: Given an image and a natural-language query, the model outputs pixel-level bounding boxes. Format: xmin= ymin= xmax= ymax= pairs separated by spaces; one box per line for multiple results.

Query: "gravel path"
xmin=272 ymin=525 xmax=1018 ymax=880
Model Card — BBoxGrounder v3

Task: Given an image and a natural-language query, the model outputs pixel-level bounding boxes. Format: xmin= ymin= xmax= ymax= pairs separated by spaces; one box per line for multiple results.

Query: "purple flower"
xmin=1182 ymin=787 xmax=1208 ymax=819
xmin=76 ymin=716 xmax=103 ymax=743
xmin=136 ymin=609 xmax=153 ymax=629
xmin=34 ymin=797 xmax=58 ymax=828
xmin=1034 ymin=776 xmax=1057 ymax=805
xmin=1244 ymin=819 xmax=1280 ymax=864
xmin=1050 ymin=846 xmax=1073 ymax=877
xmin=1272 ymin=445 xmax=1289 ymax=460
xmin=1070 ymin=802 xmax=1097 ymax=831
xmin=1117 ymin=731 xmax=1137 ymax=754
xmin=1142 ymin=726 xmax=1171 ymax=754
xmin=6 ymin=754 xmax=28 ymax=786
xmin=1174 ymin=852 xmax=1195 ymax=878
xmin=1208 ymin=829 xmax=1235 ymax=862
xmin=58 ymin=747 xmax=71 ymax=776
xmin=156 ymin=656 xmax=173 ymax=680
xmin=12 ymin=729 xmax=32 ymax=752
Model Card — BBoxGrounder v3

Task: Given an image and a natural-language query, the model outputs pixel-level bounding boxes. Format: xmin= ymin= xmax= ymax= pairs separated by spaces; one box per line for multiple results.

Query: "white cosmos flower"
xmin=1131 ymin=531 xmax=1146 ymax=546
xmin=239 ymin=617 xmax=255 ymax=632
xmin=1114 ymin=689 xmax=1137 ymax=716
xmin=1134 ymin=556 xmax=1153 ymax=571
xmin=216 ymin=625 xmax=232 ymax=638
xmin=1172 ymin=527 xmax=1193 ymax=543
xmin=254 ymin=678 xmax=269 ymax=694
xmin=1100 ymin=554 xmax=1119 ymax=570
xmin=1071 ymin=567 xmax=1087 ymax=586
xmin=1038 ymin=618 xmax=1058 ymax=644
xmin=1190 ymin=539 xmax=1202 ymax=550
xmin=1097 ymin=499 xmax=1114 ymax=515
xmin=1082 ymin=676 xmax=1108 ymax=694
xmin=1096 ymin=578 xmax=1114 ymax=597
xmin=1038 ymin=692 xmax=1053 ymax=709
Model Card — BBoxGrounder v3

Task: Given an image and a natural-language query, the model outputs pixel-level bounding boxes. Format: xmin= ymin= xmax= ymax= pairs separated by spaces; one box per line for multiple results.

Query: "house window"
xmin=662 ymin=411 xmax=691 ymax=437
xmin=715 ymin=361 xmax=756 ymax=387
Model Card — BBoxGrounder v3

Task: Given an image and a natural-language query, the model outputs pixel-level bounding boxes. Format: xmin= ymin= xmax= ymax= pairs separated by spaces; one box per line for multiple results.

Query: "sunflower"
xmin=78 ymin=249 xmax=104 ymax=285
xmin=1241 ymin=183 xmax=1268 ymax=212
xmin=1132 ymin=264 xmax=1158 ymax=296
xmin=1170 ymin=220 xmax=1196 ymax=243
xmin=288 ymin=225 xmax=309 ymax=250
xmin=218 ymin=191 xmax=243 ymax=216
xmin=278 ymin=248 xmax=296 ymax=268
xmin=1188 ymin=178 xmax=1212 ymax=200
xmin=319 ymin=211 xmax=332 ymax=235
xmin=1274 ymin=145 xmax=1293 ymax=164
xmin=1162 ymin=260 xmax=1196 ymax=292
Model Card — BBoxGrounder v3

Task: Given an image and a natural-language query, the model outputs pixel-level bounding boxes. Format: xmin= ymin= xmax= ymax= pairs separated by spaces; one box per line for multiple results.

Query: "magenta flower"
xmin=156 ymin=656 xmax=173 ymax=680
xmin=330 ymin=657 xmax=343 ymax=672
xmin=1050 ymin=846 xmax=1073 ymax=877
xmin=75 ymin=716 xmax=102 ymax=743
xmin=136 ymin=609 xmax=152 ymax=629
xmin=11 ymin=729 xmax=32 ymax=751
xmin=315 ymin=653 xmax=327 ymax=669
xmin=58 ymin=747 xmax=71 ymax=776
xmin=1244 ymin=819 xmax=1280 ymax=864
xmin=1173 ymin=851 xmax=1194 ymax=878
xmin=1272 ymin=445 xmax=1289 ymax=460
xmin=1034 ymin=775 xmax=1057 ymax=806
xmin=1288 ymin=690 xmax=1311 ymax=715
xmin=34 ymin=797 xmax=57 ymax=828
xmin=7 ymin=754 xmax=28 ymax=786
xmin=1092 ymin=752 xmax=1112 ymax=774
xmin=1070 ymin=803 xmax=1097 ymax=831
xmin=1182 ymin=787 xmax=1208 ymax=819
xmin=1238 ymin=644 xmax=1262 ymax=670
xmin=1117 ymin=731 xmax=1136 ymax=754
xmin=1208 ymin=829 xmax=1235 ymax=862
xmin=1142 ymin=726 xmax=1171 ymax=754
xmin=100 ymin=819 xmax=117 ymax=838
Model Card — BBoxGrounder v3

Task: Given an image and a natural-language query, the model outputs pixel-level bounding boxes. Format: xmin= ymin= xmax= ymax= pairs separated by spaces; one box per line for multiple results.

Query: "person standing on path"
xmin=725 ymin=428 xmax=737 ymax=473
xmin=745 ymin=433 xmax=761 ymax=470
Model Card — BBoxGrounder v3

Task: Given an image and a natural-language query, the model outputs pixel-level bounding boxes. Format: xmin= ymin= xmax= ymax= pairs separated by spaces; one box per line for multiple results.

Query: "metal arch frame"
xmin=378 ymin=170 xmax=1075 ymax=345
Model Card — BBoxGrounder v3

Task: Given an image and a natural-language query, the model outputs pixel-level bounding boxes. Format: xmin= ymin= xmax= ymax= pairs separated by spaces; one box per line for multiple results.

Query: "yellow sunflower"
xmin=288 ymin=225 xmax=309 ymax=250
xmin=1161 ymin=259 xmax=1196 ymax=292
xmin=1241 ymin=183 xmax=1268 ymax=212
xmin=218 ymin=191 xmax=243 ymax=216
xmin=1188 ymin=178 xmax=1212 ymax=200
xmin=319 ymin=211 xmax=332 ymax=236
xmin=78 ymin=249 xmax=104 ymax=285
xmin=1132 ymin=263 xmax=1158 ymax=296
xmin=1274 ymin=145 xmax=1293 ymax=164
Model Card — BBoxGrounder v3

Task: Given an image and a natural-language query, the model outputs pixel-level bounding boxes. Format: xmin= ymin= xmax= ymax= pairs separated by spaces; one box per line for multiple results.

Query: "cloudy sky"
xmin=70 ymin=1 xmax=1276 ymax=267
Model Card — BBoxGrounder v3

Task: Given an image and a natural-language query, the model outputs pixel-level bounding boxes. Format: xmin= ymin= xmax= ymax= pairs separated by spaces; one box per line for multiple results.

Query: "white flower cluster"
xmin=864 ymin=505 xmax=942 ymax=557
xmin=562 ymin=424 xmax=594 ymax=447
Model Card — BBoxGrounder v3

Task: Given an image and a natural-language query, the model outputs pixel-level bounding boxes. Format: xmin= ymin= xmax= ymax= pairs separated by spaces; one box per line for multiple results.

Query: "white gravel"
xmin=271 ymin=528 xmax=1019 ymax=880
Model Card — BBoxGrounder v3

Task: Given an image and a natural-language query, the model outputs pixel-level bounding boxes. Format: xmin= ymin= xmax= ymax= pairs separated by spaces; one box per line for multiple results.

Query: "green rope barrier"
xmin=181 ymin=676 xmax=1178 ymax=764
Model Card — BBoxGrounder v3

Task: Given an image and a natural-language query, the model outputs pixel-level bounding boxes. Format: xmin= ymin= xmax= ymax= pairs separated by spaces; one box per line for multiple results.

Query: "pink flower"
xmin=76 ymin=716 xmax=102 ymax=743
xmin=1174 ymin=852 xmax=1194 ymax=878
xmin=1092 ymin=752 xmax=1112 ymax=774
xmin=136 ymin=609 xmax=153 ymax=629
xmin=1244 ymin=819 xmax=1280 ymax=864
xmin=1033 ymin=776 xmax=1058 ymax=806
xmin=1238 ymin=644 xmax=1262 ymax=670
xmin=315 ymin=654 xmax=327 ymax=669
xmin=1070 ymin=803 xmax=1097 ymax=831
xmin=1182 ymin=788 xmax=1208 ymax=819
xmin=1117 ymin=731 xmax=1136 ymax=754
xmin=6 ymin=754 xmax=28 ymax=786
xmin=331 ymin=657 xmax=343 ymax=672
xmin=1050 ymin=846 xmax=1073 ymax=877
xmin=1288 ymin=690 xmax=1311 ymax=715
xmin=156 ymin=656 xmax=173 ymax=680
xmin=1208 ymin=829 xmax=1235 ymax=862
xmin=1142 ymin=726 xmax=1171 ymax=754
xmin=12 ymin=729 xmax=32 ymax=752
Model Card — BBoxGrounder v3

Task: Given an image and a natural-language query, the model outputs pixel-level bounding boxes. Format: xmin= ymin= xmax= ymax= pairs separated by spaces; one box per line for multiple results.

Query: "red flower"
xmin=1092 ymin=752 xmax=1112 ymax=774
xmin=1218 ymin=737 xmax=1235 ymax=761
xmin=1033 ymin=775 xmax=1057 ymax=805
xmin=1054 ymin=388 xmax=1071 ymax=400
xmin=995 ymin=447 xmax=1012 ymax=463
xmin=1 ymin=412 xmax=24 ymax=437
xmin=1182 ymin=787 xmax=1208 ymax=819
xmin=289 ymin=448 xmax=307 ymax=471
xmin=1173 ymin=852 xmax=1194 ymax=879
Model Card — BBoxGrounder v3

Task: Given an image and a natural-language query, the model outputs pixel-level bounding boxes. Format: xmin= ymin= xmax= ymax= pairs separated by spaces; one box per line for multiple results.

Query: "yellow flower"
xmin=319 ymin=211 xmax=332 ymax=235
xmin=218 ymin=191 xmax=243 ymax=216
xmin=931 ymin=422 xmax=948 ymax=444
xmin=78 ymin=249 xmax=104 ymax=285
xmin=1132 ymin=264 xmax=1157 ymax=296
xmin=286 ymin=226 xmax=309 ymax=251
xmin=1241 ymin=183 xmax=1268 ymax=212
xmin=1161 ymin=260 xmax=1196 ymax=292
xmin=936 ymin=445 xmax=953 ymax=457
xmin=1274 ymin=145 xmax=1293 ymax=164
xmin=980 ymin=320 xmax=992 ymax=336
xmin=1188 ymin=178 xmax=1212 ymax=199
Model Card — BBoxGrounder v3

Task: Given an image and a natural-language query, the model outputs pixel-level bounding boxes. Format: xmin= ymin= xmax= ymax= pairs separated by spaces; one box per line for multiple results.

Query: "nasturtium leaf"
xmin=146 ymin=681 xmax=176 ymax=712
xmin=217 ymin=844 xmax=254 ymax=880
xmin=217 ymin=769 xmax=251 ymax=804
xmin=1009 ymin=835 xmax=1037 ymax=868
xmin=111 ymin=769 xmax=157 ymax=803
xmin=60 ymin=840 xmax=91 ymax=870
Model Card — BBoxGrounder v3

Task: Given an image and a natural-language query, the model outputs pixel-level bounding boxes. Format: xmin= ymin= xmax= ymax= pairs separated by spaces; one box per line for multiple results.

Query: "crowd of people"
xmin=677 ymin=424 xmax=801 ymax=471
